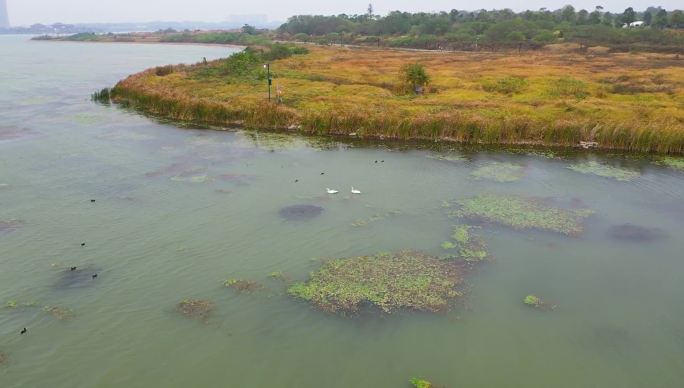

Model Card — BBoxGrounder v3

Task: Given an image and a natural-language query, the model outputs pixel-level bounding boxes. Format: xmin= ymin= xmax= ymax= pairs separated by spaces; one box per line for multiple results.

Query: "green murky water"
xmin=1 ymin=35 xmax=684 ymax=388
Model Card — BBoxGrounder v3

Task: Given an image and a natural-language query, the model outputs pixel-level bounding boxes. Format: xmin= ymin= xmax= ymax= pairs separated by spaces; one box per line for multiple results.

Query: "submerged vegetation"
xmin=224 ymin=279 xmax=264 ymax=293
xmin=108 ymin=43 xmax=684 ymax=153
xmin=43 ymin=305 xmax=76 ymax=320
xmin=288 ymin=251 xmax=464 ymax=314
xmin=450 ymin=194 xmax=594 ymax=235
xmin=567 ymin=161 xmax=641 ymax=181
xmin=351 ymin=210 xmax=401 ymax=227
xmin=444 ymin=225 xmax=489 ymax=262
xmin=609 ymin=223 xmax=666 ymax=242
xmin=279 ymin=204 xmax=324 ymax=220
xmin=471 ymin=162 xmax=525 ymax=182
xmin=176 ymin=299 xmax=215 ymax=321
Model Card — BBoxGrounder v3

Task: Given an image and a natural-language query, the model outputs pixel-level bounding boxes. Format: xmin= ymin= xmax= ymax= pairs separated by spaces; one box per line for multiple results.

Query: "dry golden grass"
xmin=112 ymin=46 xmax=684 ymax=153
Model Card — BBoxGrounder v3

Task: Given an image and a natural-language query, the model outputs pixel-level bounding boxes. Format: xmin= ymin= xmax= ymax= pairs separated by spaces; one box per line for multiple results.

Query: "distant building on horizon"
xmin=0 ymin=0 xmax=9 ymax=28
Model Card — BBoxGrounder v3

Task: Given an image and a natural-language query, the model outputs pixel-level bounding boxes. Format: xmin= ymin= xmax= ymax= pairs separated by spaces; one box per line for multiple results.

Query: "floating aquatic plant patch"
xmin=656 ymin=157 xmax=684 ymax=172
xmin=224 ymin=279 xmax=264 ymax=293
xmin=176 ymin=299 xmax=214 ymax=321
xmin=288 ymin=251 xmax=464 ymax=315
xmin=0 ymin=352 xmax=8 ymax=366
xmin=442 ymin=224 xmax=489 ymax=262
xmin=567 ymin=161 xmax=640 ymax=182
xmin=471 ymin=162 xmax=525 ymax=182
xmin=351 ymin=210 xmax=401 ymax=227
xmin=609 ymin=224 xmax=666 ymax=242
xmin=43 ymin=305 xmax=75 ymax=320
xmin=279 ymin=204 xmax=324 ymax=221
xmin=450 ymin=194 xmax=593 ymax=236
xmin=410 ymin=378 xmax=434 ymax=388
xmin=524 ymin=295 xmax=557 ymax=311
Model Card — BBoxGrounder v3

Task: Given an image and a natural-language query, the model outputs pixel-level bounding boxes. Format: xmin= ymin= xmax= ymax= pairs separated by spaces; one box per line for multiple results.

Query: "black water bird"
xmin=81 ymin=243 xmax=86 ymax=247
xmin=20 ymin=328 xmax=27 ymax=335
xmin=375 ymin=160 xmax=378 ymax=163
xmin=70 ymin=267 xmax=77 ymax=271
xmin=92 ymin=274 xmax=98 ymax=279
xmin=90 ymin=199 xmax=96 ymax=203
xmin=320 ymin=172 xmax=325 ymax=175
xmin=295 ymin=179 xmax=299 ymax=183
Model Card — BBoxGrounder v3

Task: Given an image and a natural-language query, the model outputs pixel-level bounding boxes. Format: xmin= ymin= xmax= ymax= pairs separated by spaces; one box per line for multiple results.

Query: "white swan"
xmin=326 ymin=188 xmax=339 ymax=194
xmin=351 ymin=187 xmax=362 ymax=195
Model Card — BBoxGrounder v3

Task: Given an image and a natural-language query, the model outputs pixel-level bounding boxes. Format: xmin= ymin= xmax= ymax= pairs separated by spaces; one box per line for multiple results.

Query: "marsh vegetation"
xmin=109 ymin=44 xmax=684 ymax=153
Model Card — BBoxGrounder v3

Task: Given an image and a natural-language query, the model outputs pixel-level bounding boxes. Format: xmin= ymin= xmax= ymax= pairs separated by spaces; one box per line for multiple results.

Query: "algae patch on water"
xmin=176 ymin=299 xmax=215 ymax=322
xmin=450 ymin=194 xmax=593 ymax=236
xmin=224 ymin=279 xmax=264 ymax=293
xmin=288 ymin=251 xmax=464 ymax=315
xmin=443 ymin=225 xmax=489 ymax=262
xmin=471 ymin=162 xmax=525 ymax=182
xmin=567 ymin=161 xmax=640 ymax=181
xmin=656 ymin=157 xmax=684 ymax=172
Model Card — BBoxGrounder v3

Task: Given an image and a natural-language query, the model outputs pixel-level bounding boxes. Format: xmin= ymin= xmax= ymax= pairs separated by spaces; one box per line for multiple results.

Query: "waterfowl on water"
xmin=81 ymin=243 xmax=86 ymax=247
xmin=70 ymin=267 xmax=77 ymax=271
xmin=92 ymin=274 xmax=98 ymax=279
xmin=351 ymin=187 xmax=362 ymax=195
xmin=320 ymin=172 xmax=325 ymax=175
xmin=90 ymin=199 xmax=96 ymax=203
xmin=20 ymin=328 xmax=27 ymax=335
xmin=326 ymin=188 xmax=339 ymax=194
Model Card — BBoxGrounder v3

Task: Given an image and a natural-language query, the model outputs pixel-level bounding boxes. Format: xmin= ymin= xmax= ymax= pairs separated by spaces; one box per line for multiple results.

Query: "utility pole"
xmin=263 ymin=63 xmax=272 ymax=102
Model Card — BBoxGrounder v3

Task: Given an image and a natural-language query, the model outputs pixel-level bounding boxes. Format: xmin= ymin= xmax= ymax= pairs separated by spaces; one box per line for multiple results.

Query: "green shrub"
xmin=547 ymin=77 xmax=589 ymax=99
xmin=154 ymin=65 xmax=174 ymax=76
xmin=482 ymin=76 xmax=528 ymax=94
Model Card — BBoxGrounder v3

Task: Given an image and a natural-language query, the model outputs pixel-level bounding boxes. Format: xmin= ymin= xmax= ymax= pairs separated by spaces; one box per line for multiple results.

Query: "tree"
xmin=621 ymin=7 xmax=636 ymax=25
xmin=561 ymin=5 xmax=577 ymax=23
xmin=643 ymin=11 xmax=653 ymax=26
xmin=367 ymin=4 xmax=374 ymax=18
xmin=588 ymin=10 xmax=601 ymax=24
xmin=671 ymin=10 xmax=684 ymax=28
xmin=241 ymin=24 xmax=257 ymax=35
xmin=653 ymin=9 xmax=668 ymax=28
xmin=400 ymin=63 xmax=430 ymax=94
xmin=602 ymin=12 xmax=614 ymax=26
xmin=577 ymin=9 xmax=589 ymax=24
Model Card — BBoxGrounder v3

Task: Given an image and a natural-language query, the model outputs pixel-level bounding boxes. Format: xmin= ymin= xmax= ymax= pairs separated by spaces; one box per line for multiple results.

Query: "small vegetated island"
xmin=64 ymin=6 xmax=684 ymax=153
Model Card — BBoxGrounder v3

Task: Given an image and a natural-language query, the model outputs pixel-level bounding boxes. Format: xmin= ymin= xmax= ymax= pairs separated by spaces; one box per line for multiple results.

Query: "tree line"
xmin=274 ymin=6 xmax=684 ymax=52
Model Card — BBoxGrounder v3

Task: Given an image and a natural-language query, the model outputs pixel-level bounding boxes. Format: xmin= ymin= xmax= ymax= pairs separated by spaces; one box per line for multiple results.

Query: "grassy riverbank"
xmin=108 ymin=44 xmax=684 ymax=153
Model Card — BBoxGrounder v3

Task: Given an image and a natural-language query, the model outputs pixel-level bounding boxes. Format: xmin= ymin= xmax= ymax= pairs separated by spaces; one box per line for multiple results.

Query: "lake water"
xmin=1 ymin=35 xmax=684 ymax=388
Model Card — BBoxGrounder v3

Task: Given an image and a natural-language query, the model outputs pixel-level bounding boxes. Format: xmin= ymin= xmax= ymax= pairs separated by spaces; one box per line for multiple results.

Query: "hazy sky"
xmin=7 ymin=0 xmax=681 ymax=25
